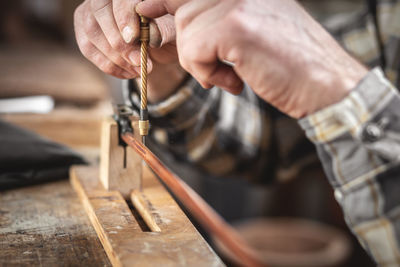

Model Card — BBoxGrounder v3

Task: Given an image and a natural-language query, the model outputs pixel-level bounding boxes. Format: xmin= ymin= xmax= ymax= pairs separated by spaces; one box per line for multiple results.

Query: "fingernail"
xmin=129 ymin=51 xmax=140 ymax=66
xmin=122 ymin=26 xmax=134 ymax=43
xmin=135 ymin=3 xmax=143 ymax=14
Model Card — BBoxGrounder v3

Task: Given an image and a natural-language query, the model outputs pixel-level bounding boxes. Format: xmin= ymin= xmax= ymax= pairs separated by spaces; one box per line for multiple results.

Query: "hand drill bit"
xmin=139 ymin=15 xmax=150 ymax=145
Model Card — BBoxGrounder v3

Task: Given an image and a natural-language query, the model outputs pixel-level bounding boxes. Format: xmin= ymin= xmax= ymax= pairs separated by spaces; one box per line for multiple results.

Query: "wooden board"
xmin=99 ymin=117 xmax=142 ymax=198
xmin=70 ymin=165 xmax=224 ymax=267
xmin=0 ymin=180 xmax=110 ymax=266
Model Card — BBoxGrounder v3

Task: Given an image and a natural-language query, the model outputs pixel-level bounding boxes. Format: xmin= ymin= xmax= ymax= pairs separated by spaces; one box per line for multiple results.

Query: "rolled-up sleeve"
xmin=299 ymin=68 xmax=400 ymax=265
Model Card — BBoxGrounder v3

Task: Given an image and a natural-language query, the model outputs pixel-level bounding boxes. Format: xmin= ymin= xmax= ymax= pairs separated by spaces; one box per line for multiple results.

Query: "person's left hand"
xmin=74 ymin=0 xmax=178 ymax=79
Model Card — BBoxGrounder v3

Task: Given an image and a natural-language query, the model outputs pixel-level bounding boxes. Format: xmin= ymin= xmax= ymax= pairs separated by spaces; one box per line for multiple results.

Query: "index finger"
xmin=113 ymin=0 xmax=141 ymax=44
xmin=135 ymin=0 xmax=190 ymax=18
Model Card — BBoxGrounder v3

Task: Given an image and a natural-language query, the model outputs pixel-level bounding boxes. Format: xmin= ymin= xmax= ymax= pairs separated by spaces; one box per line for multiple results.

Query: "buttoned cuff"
xmin=299 ymin=67 xmax=400 ymax=161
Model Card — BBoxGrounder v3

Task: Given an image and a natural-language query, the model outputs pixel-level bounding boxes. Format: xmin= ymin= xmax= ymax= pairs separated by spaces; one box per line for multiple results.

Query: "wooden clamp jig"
xmin=99 ymin=105 xmax=142 ymax=198
xmin=69 ymin=107 xmax=224 ymax=266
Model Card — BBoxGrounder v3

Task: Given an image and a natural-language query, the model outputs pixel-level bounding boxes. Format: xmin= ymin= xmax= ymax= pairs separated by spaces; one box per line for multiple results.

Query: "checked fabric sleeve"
xmin=299 ymin=68 xmax=400 ymax=266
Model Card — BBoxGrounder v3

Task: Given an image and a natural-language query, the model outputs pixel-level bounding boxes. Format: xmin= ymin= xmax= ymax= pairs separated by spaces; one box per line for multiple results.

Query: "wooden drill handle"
xmin=122 ymin=132 xmax=265 ymax=267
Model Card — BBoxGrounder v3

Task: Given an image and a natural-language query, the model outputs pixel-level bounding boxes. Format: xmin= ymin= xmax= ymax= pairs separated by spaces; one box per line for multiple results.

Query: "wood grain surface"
xmin=0 ymin=73 xmax=112 ymax=266
xmin=122 ymin=132 xmax=264 ymax=267
xmin=70 ymin=165 xmax=225 ymax=267
xmin=0 ymin=180 xmax=110 ymax=266
xmin=99 ymin=117 xmax=142 ymax=198
xmin=131 ymin=189 xmax=161 ymax=232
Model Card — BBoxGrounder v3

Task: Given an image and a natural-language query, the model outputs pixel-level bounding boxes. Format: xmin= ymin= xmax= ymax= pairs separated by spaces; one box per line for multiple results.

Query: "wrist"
xmin=305 ymin=48 xmax=368 ymax=116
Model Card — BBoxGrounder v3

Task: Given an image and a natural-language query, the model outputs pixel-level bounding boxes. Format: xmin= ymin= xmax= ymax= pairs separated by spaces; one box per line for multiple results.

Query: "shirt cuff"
xmin=299 ymin=67 xmax=400 ymax=161
xmin=130 ymin=77 xmax=216 ymax=131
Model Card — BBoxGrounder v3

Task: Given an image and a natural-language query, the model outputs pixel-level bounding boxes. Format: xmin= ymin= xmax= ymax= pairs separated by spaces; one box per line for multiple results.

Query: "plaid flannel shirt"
xmin=129 ymin=0 xmax=400 ymax=264
xmin=300 ymin=68 xmax=400 ymax=266
xmin=300 ymin=2 xmax=400 ymax=264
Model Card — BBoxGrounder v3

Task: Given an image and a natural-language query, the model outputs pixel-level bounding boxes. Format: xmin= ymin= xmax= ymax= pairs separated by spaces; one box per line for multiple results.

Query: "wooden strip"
xmin=131 ymin=190 xmax=161 ymax=232
xmin=70 ymin=165 xmax=224 ymax=267
xmin=122 ymin=133 xmax=265 ymax=267
xmin=70 ymin=166 xmax=140 ymax=267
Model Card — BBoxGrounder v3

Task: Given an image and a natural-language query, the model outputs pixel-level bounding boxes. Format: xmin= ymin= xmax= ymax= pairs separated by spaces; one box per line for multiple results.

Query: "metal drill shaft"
xmin=140 ymin=21 xmax=148 ymax=111
xmin=139 ymin=15 xmax=150 ymax=145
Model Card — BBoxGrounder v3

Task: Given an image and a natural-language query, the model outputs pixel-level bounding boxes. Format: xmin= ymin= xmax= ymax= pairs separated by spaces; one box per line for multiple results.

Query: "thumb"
xmin=149 ymin=14 xmax=176 ymax=48
xmin=136 ymin=0 xmax=189 ymax=18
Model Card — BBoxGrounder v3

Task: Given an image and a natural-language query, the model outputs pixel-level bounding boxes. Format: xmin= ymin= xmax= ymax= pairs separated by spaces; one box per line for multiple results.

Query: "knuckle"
xmin=198 ymin=69 xmax=212 ymax=83
xmin=73 ymin=4 xmax=83 ymax=22
xmin=178 ymin=54 xmax=190 ymax=71
xmin=226 ymin=46 xmax=244 ymax=67
xmin=82 ymin=13 xmax=98 ymax=33
xmin=74 ymin=2 xmax=91 ymax=29
xmin=90 ymin=0 xmax=111 ymax=13
xmin=101 ymin=45 xmax=114 ymax=58
xmin=178 ymin=47 xmax=191 ymax=68
xmin=78 ymin=39 xmax=93 ymax=56
xmin=112 ymin=2 xmax=130 ymax=26
xmin=114 ymin=57 xmax=129 ymax=69
xmin=174 ymin=8 xmax=189 ymax=31
xmin=224 ymin=7 xmax=248 ymax=34
xmin=100 ymin=61 xmax=118 ymax=75
xmin=109 ymin=37 xmax=126 ymax=52
xmin=198 ymin=78 xmax=211 ymax=89
xmin=225 ymin=11 xmax=240 ymax=28
xmin=184 ymin=44 xmax=202 ymax=64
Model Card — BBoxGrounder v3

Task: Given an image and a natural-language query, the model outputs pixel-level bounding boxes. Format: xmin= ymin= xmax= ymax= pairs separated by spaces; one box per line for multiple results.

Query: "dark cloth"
xmin=0 ymin=120 xmax=86 ymax=190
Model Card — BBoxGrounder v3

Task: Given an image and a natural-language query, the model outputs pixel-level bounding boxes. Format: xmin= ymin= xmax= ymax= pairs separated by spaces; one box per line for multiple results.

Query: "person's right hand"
xmin=137 ymin=0 xmax=368 ymax=118
xmin=74 ymin=0 xmax=178 ymax=79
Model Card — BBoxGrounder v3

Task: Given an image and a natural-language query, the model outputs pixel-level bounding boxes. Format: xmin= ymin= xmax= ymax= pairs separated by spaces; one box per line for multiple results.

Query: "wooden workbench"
xmin=0 ymin=103 xmax=110 ymax=266
xmin=0 ymin=104 xmax=223 ymax=266
xmin=0 ymin=179 xmax=111 ymax=266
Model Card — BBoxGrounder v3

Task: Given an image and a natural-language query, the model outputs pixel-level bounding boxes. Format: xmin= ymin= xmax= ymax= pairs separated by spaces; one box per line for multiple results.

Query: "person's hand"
xmin=74 ymin=0 xmax=186 ymax=102
xmin=136 ymin=0 xmax=188 ymax=17
xmin=73 ymin=0 xmax=178 ymax=79
xmin=137 ymin=0 xmax=368 ymax=118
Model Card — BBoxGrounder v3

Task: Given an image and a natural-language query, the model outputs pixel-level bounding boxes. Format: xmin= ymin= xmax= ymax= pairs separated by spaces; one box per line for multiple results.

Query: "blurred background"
xmin=0 ymin=0 xmax=111 ymax=159
xmin=0 ymin=0 xmax=375 ymax=266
